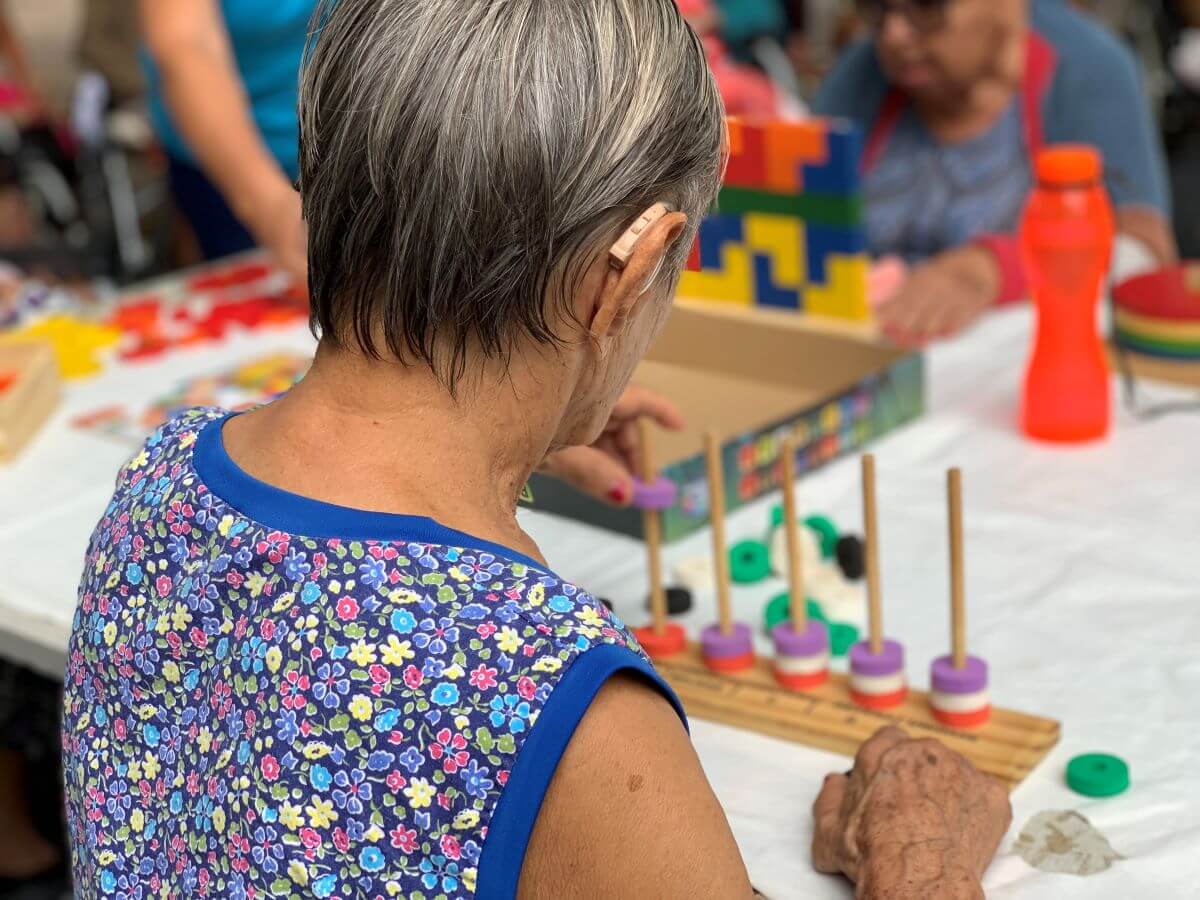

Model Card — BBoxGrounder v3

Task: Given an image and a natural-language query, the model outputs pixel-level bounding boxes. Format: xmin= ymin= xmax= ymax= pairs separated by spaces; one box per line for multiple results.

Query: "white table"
xmin=3 ymin=304 xmax=1199 ymax=898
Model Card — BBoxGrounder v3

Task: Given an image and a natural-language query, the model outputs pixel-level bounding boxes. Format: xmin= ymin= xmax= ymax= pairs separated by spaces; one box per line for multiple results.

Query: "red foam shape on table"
xmin=1113 ymin=265 xmax=1200 ymax=322
xmin=724 ymin=120 xmax=767 ymax=188
xmin=849 ymin=687 xmax=908 ymax=710
xmin=633 ymin=624 xmax=687 ymax=660
xmin=773 ymin=668 xmax=829 ymax=692
xmin=188 ymin=262 xmax=273 ymax=293
xmin=120 ymin=338 xmax=169 ymax=361
xmin=0 ymin=370 xmax=17 ymax=393
xmin=702 ymin=650 xmax=756 ymax=674
xmin=930 ymin=705 xmax=991 ymax=729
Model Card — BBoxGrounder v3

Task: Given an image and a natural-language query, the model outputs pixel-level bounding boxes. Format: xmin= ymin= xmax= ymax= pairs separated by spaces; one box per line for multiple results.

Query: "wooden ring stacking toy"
xmin=771 ymin=620 xmax=830 ymax=690
xmin=929 ymin=655 xmax=990 ymax=727
xmin=634 ymin=623 xmax=687 ymax=660
xmin=700 ymin=622 xmax=755 ymax=673
xmin=631 ymin=476 xmax=678 ymax=511
xmin=928 ymin=468 xmax=991 ymax=727
xmin=848 ymin=639 xmax=907 ymax=708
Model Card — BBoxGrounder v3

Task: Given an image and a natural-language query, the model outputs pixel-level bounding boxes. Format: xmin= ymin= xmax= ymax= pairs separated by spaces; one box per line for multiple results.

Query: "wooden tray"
xmin=656 ymin=644 xmax=1060 ymax=791
xmin=0 ymin=340 xmax=60 ymax=462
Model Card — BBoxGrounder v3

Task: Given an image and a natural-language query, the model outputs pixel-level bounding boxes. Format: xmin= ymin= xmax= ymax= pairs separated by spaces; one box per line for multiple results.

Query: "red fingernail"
xmin=608 ymin=484 xmax=629 ymax=504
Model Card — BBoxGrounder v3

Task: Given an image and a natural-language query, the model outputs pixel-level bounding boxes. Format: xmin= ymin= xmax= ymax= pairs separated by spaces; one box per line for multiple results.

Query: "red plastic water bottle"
xmin=1020 ymin=146 xmax=1115 ymax=442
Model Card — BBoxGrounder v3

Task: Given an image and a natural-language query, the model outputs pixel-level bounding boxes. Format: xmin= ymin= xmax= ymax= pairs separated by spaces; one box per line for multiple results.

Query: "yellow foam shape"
xmin=678 ymin=245 xmax=753 ymax=306
xmin=803 ymin=254 xmax=871 ymax=321
xmin=1 ymin=315 xmax=121 ymax=379
xmin=744 ymin=214 xmax=805 ymax=287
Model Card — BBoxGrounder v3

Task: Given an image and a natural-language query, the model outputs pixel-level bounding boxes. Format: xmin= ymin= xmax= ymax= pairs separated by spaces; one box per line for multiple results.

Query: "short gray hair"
xmin=299 ymin=0 xmax=724 ymax=389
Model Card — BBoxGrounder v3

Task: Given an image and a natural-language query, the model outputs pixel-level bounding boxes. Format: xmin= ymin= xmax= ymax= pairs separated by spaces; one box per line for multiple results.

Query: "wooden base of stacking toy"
xmin=654 ymin=643 xmax=1059 ymax=790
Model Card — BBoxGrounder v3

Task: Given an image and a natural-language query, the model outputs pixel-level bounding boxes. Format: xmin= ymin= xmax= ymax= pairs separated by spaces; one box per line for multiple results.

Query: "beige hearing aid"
xmin=608 ymin=203 xmax=671 ymax=270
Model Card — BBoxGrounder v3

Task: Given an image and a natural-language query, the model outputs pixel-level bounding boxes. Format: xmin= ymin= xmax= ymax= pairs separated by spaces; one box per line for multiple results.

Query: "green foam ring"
xmin=804 ymin=515 xmax=840 ymax=559
xmin=764 ymin=592 xmax=827 ymax=633
xmin=829 ymin=622 xmax=859 ymax=658
xmin=730 ymin=540 xmax=772 ymax=584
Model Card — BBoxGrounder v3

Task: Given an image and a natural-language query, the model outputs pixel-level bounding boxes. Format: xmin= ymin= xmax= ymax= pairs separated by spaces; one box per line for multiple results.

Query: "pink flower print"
xmin=402 ymin=665 xmax=423 ymax=689
xmin=332 ymin=828 xmax=350 ymax=853
xmin=155 ymin=575 xmax=173 ymax=597
xmin=335 ymin=597 xmax=359 ymax=621
xmin=260 ymin=619 xmax=275 ymax=640
xmin=386 ymin=771 xmax=406 ymax=793
xmin=516 ymin=676 xmax=536 ymax=701
xmin=429 ymin=728 xmax=469 ymax=774
xmin=476 ymin=622 xmax=498 ymax=639
xmin=441 ymin=834 xmax=462 ymax=861
xmin=260 ymin=755 xmax=280 ymax=782
xmin=390 ymin=825 xmax=418 ymax=854
xmin=469 ymin=665 xmax=498 ymax=690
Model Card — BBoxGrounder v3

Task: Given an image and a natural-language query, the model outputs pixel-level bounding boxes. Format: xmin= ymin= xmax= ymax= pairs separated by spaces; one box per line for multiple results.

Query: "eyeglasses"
xmin=857 ymin=0 xmax=951 ymax=34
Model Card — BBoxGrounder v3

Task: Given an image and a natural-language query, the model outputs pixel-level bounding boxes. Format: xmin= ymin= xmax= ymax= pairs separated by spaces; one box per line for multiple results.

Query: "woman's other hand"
xmin=813 ymin=726 xmax=1012 ymax=900
xmin=876 ymin=246 xmax=999 ymax=348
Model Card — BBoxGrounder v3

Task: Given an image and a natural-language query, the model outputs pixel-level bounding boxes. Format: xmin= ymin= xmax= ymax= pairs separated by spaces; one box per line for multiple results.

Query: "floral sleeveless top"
xmin=62 ymin=408 xmax=681 ymax=899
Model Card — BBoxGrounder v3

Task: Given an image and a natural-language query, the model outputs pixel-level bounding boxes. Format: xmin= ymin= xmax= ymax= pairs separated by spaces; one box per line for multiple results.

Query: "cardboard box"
xmin=0 ymin=340 xmax=60 ymax=462
xmin=527 ymin=301 xmax=924 ymax=541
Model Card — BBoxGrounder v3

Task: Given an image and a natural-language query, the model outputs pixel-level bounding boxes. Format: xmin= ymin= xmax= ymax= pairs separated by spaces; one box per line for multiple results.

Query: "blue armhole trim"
xmin=474 ymin=643 xmax=687 ymax=899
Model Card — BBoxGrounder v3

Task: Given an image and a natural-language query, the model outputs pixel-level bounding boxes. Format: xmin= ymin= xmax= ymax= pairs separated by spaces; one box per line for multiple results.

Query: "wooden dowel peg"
xmin=639 ymin=419 xmax=666 ymax=636
xmin=704 ymin=432 xmax=734 ymax=635
xmin=948 ymin=468 xmax=966 ymax=669
xmin=862 ymin=454 xmax=883 ymax=654
xmin=780 ymin=438 xmax=806 ymax=630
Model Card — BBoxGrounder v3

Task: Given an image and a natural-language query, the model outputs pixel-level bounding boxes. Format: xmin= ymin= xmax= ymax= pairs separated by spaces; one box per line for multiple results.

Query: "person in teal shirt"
xmin=140 ymin=0 xmax=312 ymax=280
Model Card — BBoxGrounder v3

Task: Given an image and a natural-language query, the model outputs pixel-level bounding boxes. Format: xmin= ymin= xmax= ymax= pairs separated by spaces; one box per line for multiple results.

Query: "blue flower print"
xmin=374 ymin=708 xmax=400 ymax=732
xmin=419 ymin=856 xmax=460 ymax=892
xmin=125 ymin=563 xmax=143 ymax=586
xmin=283 ymin=547 xmax=311 ymax=581
xmin=430 ymin=683 xmax=459 ymax=706
xmin=359 ymin=846 xmax=385 ymax=873
xmin=301 ymin=582 xmax=321 ymax=604
xmin=333 ymin=768 xmax=372 ymax=815
xmin=488 ymin=694 xmax=532 ymax=733
xmin=310 ymin=764 xmax=333 ymax=791
xmin=312 ymin=874 xmax=338 ymax=898
xmin=313 ymin=662 xmax=349 ymax=708
xmin=461 ymin=759 xmax=493 ymax=799
xmin=359 ymin=557 xmax=387 ymax=589
xmin=167 ymin=535 xmax=189 ymax=564
xmin=398 ymin=747 xmax=424 ymax=774
xmin=390 ymin=609 xmax=416 ymax=633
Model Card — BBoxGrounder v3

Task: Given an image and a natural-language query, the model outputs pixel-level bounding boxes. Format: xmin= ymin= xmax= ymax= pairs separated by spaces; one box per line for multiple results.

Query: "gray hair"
xmin=299 ymin=0 xmax=724 ymax=389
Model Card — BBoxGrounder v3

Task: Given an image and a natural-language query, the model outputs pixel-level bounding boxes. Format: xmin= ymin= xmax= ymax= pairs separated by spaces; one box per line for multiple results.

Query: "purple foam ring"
xmin=701 ymin=622 xmax=754 ymax=660
xmin=930 ymin=655 xmax=989 ymax=695
xmin=772 ymin=620 xmax=830 ymax=657
xmin=631 ymin=477 xmax=678 ymax=511
xmin=849 ymin=639 xmax=905 ymax=677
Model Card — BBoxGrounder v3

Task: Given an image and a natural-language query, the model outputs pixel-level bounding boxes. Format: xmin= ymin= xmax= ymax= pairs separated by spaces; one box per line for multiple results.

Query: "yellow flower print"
xmin=265 ymin=646 xmax=282 ymax=673
xmin=404 ymin=777 xmax=435 ymax=809
xmin=381 ymin=635 xmax=414 ymax=666
xmin=495 ymin=626 xmax=522 ymax=654
xmin=212 ymin=807 xmax=226 ymax=833
xmin=97 ymin=851 xmax=117 ymax=866
xmin=453 ymin=810 xmax=479 ymax=830
xmin=272 ymin=592 xmax=296 ymax=613
xmin=137 ymin=704 xmax=156 ymax=720
xmin=217 ymin=515 xmax=235 ymax=537
xmin=364 ymin=824 xmax=384 ymax=842
xmin=577 ymin=625 xmax=600 ymax=640
xmin=454 ymin=715 xmax=470 ymax=730
xmin=385 ymin=883 xmax=403 ymax=897
xmin=463 ymin=868 xmax=477 ymax=892
xmin=328 ymin=579 xmax=341 ymax=594
xmin=528 ymin=584 xmax=545 ymax=607
xmin=197 ymin=727 xmax=212 ymax=754
xmin=449 ymin=566 xmax=469 ymax=583
xmin=443 ymin=663 xmax=464 ymax=680
xmin=103 ymin=622 xmax=117 ymax=646
xmin=127 ymin=760 xmax=142 ymax=781
xmin=279 ymin=802 xmax=304 ymax=830
xmin=579 ymin=606 xmax=605 ymax=628
xmin=288 ymin=862 xmax=309 ymax=886
xmin=348 ymin=695 xmax=373 ymax=722
xmin=348 ymin=639 xmax=377 ymax=667
xmin=130 ymin=449 xmax=149 ymax=469
xmin=245 ymin=572 xmax=267 ymax=597
xmin=162 ymin=661 xmax=180 ymax=684
xmin=302 ymin=742 xmax=332 ymax=760
xmin=388 ymin=588 xmax=420 ymax=605
xmin=170 ymin=604 xmax=191 ymax=631
xmin=142 ymin=752 xmax=160 ymax=779
xmin=154 ymin=613 xmax=170 ymax=634
xmin=531 ymin=656 xmax=562 ymax=673
xmin=130 ymin=809 xmax=144 ymax=832
xmin=307 ymin=797 xmax=337 ymax=828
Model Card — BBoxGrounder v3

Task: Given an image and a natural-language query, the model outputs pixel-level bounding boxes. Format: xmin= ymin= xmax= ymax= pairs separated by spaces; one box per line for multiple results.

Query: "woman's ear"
xmin=590 ymin=209 xmax=688 ymax=341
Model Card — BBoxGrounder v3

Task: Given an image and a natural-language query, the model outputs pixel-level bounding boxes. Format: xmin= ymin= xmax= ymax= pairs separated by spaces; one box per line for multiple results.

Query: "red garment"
xmin=676 ymin=0 xmax=780 ymax=118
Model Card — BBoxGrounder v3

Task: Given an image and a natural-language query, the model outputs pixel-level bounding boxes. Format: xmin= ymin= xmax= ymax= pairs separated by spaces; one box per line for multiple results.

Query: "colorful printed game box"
xmin=680 ymin=117 xmax=870 ymax=322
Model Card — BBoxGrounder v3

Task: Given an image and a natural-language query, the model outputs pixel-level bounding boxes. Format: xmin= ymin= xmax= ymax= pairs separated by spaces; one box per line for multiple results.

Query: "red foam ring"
xmin=703 ymin=650 xmax=756 ymax=674
xmin=0 ymin=370 xmax=17 ymax=393
xmin=931 ymin=705 xmax=991 ymax=729
xmin=850 ymin=687 xmax=908 ymax=710
xmin=633 ymin=624 xmax=687 ymax=660
xmin=773 ymin=668 xmax=829 ymax=692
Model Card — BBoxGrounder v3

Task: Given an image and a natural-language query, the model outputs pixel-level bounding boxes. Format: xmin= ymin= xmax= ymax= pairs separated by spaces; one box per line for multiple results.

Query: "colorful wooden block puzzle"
xmin=680 ymin=117 xmax=871 ymax=322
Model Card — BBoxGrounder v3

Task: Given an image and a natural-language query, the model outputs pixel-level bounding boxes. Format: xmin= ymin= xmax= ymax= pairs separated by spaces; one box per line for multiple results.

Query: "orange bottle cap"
xmin=1035 ymin=145 xmax=1103 ymax=186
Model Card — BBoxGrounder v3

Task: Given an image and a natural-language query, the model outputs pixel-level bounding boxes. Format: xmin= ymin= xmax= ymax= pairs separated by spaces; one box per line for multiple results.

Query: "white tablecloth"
xmin=2 ymin=305 xmax=1199 ymax=898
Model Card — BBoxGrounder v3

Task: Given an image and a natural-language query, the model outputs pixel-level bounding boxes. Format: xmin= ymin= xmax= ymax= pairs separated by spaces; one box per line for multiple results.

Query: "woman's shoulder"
xmin=813 ymin=40 xmax=890 ymax=128
xmin=1033 ymin=0 xmax=1141 ymax=84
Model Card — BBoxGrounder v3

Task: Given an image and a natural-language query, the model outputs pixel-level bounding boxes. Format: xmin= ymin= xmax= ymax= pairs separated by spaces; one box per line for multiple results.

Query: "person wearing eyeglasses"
xmin=816 ymin=0 xmax=1177 ymax=347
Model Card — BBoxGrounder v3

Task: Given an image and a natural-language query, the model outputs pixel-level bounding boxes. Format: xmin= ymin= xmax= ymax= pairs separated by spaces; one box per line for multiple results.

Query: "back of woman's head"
xmin=299 ymin=0 xmax=724 ymax=390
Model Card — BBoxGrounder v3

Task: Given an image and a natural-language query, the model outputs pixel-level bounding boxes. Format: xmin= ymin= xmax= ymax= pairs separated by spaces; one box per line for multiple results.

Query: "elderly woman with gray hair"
xmin=62 ymin=2 xmax=1009 ymax=898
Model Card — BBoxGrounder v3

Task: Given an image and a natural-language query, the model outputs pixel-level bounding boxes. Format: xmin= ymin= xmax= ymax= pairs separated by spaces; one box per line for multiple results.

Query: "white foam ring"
xmin=848 ymin=672 xmax=906 ymax=695
xmin=929 ymin=689 xmax=989 ymax=713
xmin=773 ymin=652 xmax=830 ymax=675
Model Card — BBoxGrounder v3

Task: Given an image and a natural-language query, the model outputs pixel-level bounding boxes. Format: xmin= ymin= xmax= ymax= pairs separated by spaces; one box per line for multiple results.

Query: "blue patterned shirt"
xmin=63 ymin=407 xmax=681 ymax=899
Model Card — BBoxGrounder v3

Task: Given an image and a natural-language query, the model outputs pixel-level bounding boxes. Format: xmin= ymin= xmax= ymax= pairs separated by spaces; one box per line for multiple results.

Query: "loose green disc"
xmin=729 ymin=540 xmax=772 ymax=584
xmin=828 ymin=622 xmax=859 ymax=657
xmin=804 ymin=515 xmax=840 ymax=559
xmin=764 ymin=592 xmax=826 ymax=633
xmin=1067 ymin=754 xmax=1130 ymax=798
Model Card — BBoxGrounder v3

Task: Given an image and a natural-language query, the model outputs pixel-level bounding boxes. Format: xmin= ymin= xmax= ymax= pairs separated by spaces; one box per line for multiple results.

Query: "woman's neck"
xmin=915 ymin=20 xmax=1026 ymax=144
xmin=220 ymin=344 xmax=570 ymax=565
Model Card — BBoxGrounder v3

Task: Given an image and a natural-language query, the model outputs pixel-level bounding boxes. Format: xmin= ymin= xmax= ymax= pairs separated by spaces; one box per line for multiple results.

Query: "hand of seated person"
xmin=538 ymin=383 xmax=685 ymax=507
xmin=812 ymin=726 xmax=1012 ymax=900
xmin=876 ymin=246 xmax=1000 ymax=348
